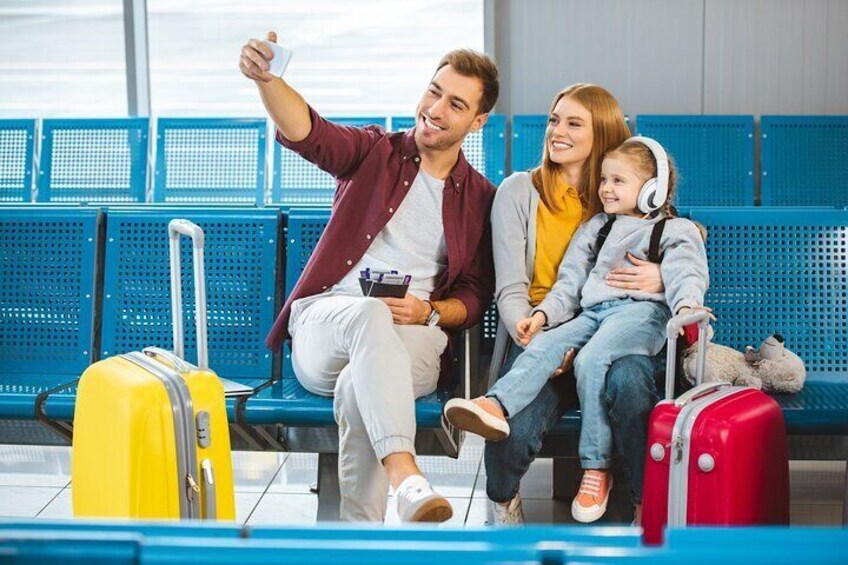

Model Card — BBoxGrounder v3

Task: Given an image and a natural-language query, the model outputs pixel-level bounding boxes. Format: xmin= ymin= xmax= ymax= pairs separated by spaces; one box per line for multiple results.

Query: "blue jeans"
xmin=488 ymin=299 xmax=669 ymax=468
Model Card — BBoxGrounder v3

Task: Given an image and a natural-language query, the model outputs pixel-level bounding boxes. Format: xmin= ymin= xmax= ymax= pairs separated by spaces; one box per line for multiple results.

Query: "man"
xmin=239 ymin=32 xmax=498 ymax=523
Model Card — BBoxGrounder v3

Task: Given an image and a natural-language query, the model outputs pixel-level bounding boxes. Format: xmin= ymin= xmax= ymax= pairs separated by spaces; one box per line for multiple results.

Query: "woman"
xmin=486 ymin=84 xmax=664 ymax=525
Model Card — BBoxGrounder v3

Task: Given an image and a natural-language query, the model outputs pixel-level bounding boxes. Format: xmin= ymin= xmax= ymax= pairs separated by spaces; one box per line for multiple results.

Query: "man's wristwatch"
xmin=424 ymin=300 xmax=441 ymax=327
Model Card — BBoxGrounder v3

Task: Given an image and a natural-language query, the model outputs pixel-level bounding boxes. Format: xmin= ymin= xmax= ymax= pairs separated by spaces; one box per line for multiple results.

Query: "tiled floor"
xmin=0 ymin=437 xmax=844 ymax=526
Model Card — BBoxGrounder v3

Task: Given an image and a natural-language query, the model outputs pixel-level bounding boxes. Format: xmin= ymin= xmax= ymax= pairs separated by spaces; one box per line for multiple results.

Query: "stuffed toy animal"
xmin=682 ymin=332 xmax=806 ymax=394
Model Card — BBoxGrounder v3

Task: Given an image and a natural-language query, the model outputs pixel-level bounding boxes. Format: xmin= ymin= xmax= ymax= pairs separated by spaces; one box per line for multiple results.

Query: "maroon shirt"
xmin=265 ymin=106 xmax=496 ymax=355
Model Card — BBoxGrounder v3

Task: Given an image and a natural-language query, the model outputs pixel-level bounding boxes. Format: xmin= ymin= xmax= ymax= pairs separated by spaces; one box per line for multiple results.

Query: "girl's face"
xmin=599 ymin=155 xmax=648 ymax=217
xmin=546 ymin=96 xmax=593 ymax=168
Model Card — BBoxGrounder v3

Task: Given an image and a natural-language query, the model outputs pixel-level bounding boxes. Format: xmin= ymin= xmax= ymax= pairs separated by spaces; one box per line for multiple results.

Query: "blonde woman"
xmin=483 ymin=85 xmax=664 ymax=525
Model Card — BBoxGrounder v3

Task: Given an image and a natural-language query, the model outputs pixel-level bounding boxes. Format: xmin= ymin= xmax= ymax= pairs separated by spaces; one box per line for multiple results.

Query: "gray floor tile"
xmin=236 ymin=491 xmax=263 ymax=525
xmin=232 ymin=450 xmax=287 ymax=493
xmin=36 ymin=488 xmax=71 ymax=519
xmin=246 ymin=493 xmax=319 ymax=526
xmin=518 ymin=459 xmax=553 ymax=500
xmin=266 ymin=453 xmax=318 ymax=494
xmin=0 ymin=444 xmax=71 ymax=488
xmin=0 ymin=486 xmax=62 ymax=518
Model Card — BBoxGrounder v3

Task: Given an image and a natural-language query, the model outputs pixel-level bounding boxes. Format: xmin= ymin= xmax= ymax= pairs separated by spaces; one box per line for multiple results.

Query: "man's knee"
xmin=605 ymin=355 xmax=657 ymax=405
xmin=350 ymin=297 xmax=393 ymax=327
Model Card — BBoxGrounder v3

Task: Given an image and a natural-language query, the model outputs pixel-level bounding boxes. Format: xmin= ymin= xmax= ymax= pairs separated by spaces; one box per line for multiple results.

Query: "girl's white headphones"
xmin=627 ymin=136 xmax=670 ymax=213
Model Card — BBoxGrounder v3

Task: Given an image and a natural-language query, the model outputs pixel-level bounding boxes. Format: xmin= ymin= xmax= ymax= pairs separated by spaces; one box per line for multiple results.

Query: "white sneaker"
xmin=395 ymin=475 xmax=453 ymax=523
xmin=489 ymin=495 xmax=524 ymax=526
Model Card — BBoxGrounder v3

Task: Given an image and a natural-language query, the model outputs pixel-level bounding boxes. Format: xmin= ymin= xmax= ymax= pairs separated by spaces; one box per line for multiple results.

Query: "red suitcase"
xmin=641 ymin=312 xmax=790 ymax=545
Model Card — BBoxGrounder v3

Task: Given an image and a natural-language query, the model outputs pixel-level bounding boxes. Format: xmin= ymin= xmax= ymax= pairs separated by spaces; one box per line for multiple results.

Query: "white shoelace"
xmin=578 ymin=472 xmax=605 ymax=499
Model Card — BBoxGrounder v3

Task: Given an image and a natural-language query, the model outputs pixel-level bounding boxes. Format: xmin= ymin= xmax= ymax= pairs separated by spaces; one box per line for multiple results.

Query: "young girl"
xmin=445 ymin=136 xmax=709 ymax=523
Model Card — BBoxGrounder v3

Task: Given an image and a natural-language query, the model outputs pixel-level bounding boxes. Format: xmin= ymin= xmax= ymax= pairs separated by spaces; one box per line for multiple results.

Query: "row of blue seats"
xmin=1 ymin=205 xmax=846 ymax=440
xmin=1 ymin=115 xmax=846 ymax=207
xmin=0 ymin=117 xmax=505 ymax=207
xmin=2 ymin=520 xmax=847 ymax=564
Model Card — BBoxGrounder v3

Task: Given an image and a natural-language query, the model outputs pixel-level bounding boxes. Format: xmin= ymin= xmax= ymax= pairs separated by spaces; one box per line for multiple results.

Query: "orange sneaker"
xmin=571 ymin=470 xmax=613 ymax=523
xmin=443 ymin=396 xmax=509 ymax=441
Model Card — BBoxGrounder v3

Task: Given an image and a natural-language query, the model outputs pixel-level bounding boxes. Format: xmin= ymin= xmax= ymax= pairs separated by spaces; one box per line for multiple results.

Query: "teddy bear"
xmin=682 ymin=332 xmax=806 ymax=394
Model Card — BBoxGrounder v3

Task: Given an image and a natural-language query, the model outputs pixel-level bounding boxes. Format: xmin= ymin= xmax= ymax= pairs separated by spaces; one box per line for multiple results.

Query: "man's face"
xmin=414 ymin=65 xmax=488 ymax=152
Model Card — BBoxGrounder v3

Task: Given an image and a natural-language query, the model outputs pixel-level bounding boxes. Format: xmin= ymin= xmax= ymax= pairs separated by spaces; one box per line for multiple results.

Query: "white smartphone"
xmin=261 ymin=40 xmax=293 ymax=77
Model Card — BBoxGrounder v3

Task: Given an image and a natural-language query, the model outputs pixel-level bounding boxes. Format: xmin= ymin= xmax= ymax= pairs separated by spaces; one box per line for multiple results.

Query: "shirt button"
xmin=322 ymin=286 xmax=328 ymax=290
xmin=414 ymin=157 xmax=420 ymax=163
xmin=346 ymin=260 xmax=352 ymax=266
xmin=389 ymin=207 xmax=394 ymax=213
xmin=403 ymin=181 xmax=409 ymax=187
xmin=366 ymin=234 xmax=372 ymax=240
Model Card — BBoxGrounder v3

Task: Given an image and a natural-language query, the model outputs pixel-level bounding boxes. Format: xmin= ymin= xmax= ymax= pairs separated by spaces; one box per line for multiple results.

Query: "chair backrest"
xmin=281 ymin=209 xmax=331 ymax=378
xmin=690 ymin=208 xmax=848 ymax=381
xmin=511 ymin=115 xmax=548 ymax=174
xmin=37 ymin=118 xmax=149 ymax=203
xmin=0 ymin=119 xmax=36 ymax=202
xmin=635 ymin=115 xmax=755 ymax=206
xmin=153 ymin=118 xmax=266 ymax=205
xmin=390 ymin=115 xmax=506 ymax=186
xmin=760 ymin=115 xmax=848 ymax=207
xmin=271 ymin=117 xmax=386 ymax=205
xmin=0 ymin=208 xmax=100 ymax=383
xmin=99 ymin=208 xmax=279 ymax=381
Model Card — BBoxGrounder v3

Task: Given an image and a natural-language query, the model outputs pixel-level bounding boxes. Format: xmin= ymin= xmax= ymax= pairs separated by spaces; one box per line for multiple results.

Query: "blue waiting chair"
xmin=0 ymin=119 xmax=36 ymax=202
xmin=271 ymin=117 xmax=386 ymax=206
xmin=37 ymin=118 xmax=149 ymax=203
xmin=760 ymin=115 xmax=848 ymax=207
xmin=153 ymin=118 xmax=267 ymax=205
xmin=635 ymin=115 xmax=755 ymax=206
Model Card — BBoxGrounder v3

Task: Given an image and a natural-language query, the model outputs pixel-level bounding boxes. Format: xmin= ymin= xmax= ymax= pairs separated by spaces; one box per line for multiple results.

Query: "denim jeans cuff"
xmin=581 ymin=459 xmax=613 ymax=470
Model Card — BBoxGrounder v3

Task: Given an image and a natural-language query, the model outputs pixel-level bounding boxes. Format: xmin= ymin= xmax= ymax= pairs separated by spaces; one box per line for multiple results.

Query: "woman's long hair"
xmin=531 ymin=84 xmax=630 ymax=218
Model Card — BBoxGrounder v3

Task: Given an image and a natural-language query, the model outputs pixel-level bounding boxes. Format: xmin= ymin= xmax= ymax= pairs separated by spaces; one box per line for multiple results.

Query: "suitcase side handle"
xmin=168 ymin=219 xmax=209 ymax=370
xmin=664 ymin=310 xmax=711 ymax=400
xmin=200 ymin=458 xmax=217 ymax=520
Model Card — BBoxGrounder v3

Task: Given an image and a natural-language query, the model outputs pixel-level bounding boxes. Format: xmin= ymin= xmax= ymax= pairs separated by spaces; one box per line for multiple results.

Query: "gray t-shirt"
xmin=290 ymin=169 xmax=447 ymax=327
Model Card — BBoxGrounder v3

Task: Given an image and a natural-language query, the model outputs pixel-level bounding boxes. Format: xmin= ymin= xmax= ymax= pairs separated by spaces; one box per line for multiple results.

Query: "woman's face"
xmin=546 ymin=96 xmax=594 ymax=168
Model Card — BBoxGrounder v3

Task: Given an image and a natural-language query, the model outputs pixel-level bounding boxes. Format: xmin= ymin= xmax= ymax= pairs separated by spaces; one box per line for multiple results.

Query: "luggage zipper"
xmin=667 ymin=387 xmax=744 ymax=529
xmin=123 ymin=351 xmax=201 ymax=519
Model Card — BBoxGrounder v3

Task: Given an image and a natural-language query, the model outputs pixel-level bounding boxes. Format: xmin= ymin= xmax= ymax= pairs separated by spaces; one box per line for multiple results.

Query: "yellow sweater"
xmin=529 ymin=183 xmax=583 ymax=306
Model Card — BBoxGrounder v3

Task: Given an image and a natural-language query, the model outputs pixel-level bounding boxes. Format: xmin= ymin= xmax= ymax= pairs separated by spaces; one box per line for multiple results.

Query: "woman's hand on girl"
xmin=606 ymin=252 xmax=665 ymax=293
xmin=516 ymin=311 xmax=547 ymax=345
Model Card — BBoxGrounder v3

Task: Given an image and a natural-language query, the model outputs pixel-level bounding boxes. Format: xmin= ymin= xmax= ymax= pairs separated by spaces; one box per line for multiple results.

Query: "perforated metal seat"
xmin=271 ymin=117 xmax=386 ymax=206
xmin=37 ymin=119 xmax=149 ymax=203
xmin=761 ymin=116 xmax=848 ymax=207
xmin=0 ymin=119 xmax=35 ymax=202
xmin=636 ymin=115 xmax=755 ymax=206
xmin=153 ymin=118 xmax=267 ymax=205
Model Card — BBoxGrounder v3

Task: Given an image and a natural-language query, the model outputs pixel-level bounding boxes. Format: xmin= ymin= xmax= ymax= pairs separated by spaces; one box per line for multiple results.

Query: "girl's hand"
xmin=516 ymin=312 xmax=546 ymax=346
xmin=675 ymin=305 xmax=717 ymax=335
xmin=606 ymin=253 xmax=664 ymax=293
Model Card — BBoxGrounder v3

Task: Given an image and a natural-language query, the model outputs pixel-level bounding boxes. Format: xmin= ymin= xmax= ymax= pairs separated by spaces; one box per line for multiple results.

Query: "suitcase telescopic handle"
xmin=664 ymin=310 xmax=712 ymax=400
xmin=168 ymin=219 xmax=208 ymax=370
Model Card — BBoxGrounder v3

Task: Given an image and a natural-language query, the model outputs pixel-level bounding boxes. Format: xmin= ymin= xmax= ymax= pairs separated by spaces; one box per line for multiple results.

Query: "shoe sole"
xmin=444 ymin=401 xmax=509 ymax=441
xmin=408 ymin=497 xmax=454 ymax=523
xmin=571 ymin=477 xmax=613 ymax=524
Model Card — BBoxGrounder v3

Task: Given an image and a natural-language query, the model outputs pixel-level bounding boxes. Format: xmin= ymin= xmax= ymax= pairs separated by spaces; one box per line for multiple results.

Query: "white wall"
xmin=489 ymin=0 xmax=848 ymax=116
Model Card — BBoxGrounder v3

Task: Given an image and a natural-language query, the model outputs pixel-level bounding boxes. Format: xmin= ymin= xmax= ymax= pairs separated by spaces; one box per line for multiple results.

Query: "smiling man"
xmin=240 ymin=33 xmax=498 ymax=523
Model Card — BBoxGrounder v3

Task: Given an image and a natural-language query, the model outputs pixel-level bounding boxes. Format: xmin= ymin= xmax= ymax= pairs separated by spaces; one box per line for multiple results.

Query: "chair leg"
xmin=315 ymin=453 xmax=341 ymax=522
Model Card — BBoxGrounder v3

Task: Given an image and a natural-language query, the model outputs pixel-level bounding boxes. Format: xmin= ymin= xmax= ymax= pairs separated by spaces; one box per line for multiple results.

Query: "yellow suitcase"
xmin=72 ymin=220 xmax=235 ymax=520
